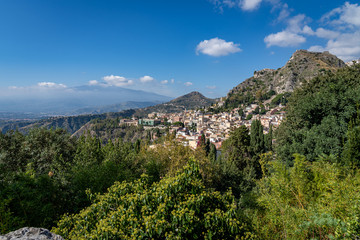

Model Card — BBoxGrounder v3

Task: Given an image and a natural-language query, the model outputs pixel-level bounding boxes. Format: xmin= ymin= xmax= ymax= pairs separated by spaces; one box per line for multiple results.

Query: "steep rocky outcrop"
xmin=0 ymin=228 xmax=63 ymax=240
xmin=229 ymin=50 xmax=346 ymax=96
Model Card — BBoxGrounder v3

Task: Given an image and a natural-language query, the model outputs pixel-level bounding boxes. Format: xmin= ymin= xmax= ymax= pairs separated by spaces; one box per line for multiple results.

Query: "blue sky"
xmin=0 ymin=0 xmax=359 ymax=100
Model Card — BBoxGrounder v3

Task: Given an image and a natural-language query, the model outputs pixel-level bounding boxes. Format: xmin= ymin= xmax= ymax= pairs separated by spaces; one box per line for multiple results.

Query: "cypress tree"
xmin=250 ymin=119 xmax=265 ymax=155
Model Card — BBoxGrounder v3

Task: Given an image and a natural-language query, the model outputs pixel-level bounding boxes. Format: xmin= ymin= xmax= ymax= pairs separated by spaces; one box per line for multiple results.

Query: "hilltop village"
xmin=121 ymin=102 xmax=285 ymax=150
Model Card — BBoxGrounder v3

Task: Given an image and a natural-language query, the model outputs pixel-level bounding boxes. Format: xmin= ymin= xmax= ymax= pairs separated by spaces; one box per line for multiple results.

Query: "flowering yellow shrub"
xmin=52 ymin=159 xmax=253 ymax=239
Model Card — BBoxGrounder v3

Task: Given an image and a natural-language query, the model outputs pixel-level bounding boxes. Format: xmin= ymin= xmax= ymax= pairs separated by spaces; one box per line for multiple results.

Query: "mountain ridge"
xmin=223 ymin=50 xmax=346 ymax=109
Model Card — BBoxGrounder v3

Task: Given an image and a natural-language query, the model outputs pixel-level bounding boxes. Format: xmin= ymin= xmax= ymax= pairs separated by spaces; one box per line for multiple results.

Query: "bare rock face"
xmin=0 ymin=228 xmax=64 ymax=240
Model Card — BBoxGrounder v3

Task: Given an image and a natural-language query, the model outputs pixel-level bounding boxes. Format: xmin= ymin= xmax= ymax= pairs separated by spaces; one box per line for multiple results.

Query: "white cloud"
xmin=184 ymin=82 xmax=193 ymax=87
xmin=264 ymin=31 xmax=306 ymax=47
xmin=37 ymin=82 xmax=67 ymax=89
xmin=287 ymin=14 xmax=306 ymax=33
xmin=139 ymin=75 xmax=154 ymax=83
xmin=240 ymin=0 xmax=262 ymax=11
xmin=161 ymin=80 xmax=168 ymax=84
xmin=264 ymin=14 xmax=308 ymax=48
xmin=171 ymin=79 xmax=175 ymax=84
xmin=102 ymin=75 xmax=134 ymax=87
xmin=303 ymin=26 xmax=340 ymax=39
xmin=308 ymin=45 xmax=325 ymax=52
xmin=275 ymin=3 xmax=291 ymax=23
xmin=314 ymin=28 xmax=340 ymax=39
xmin=308 ymin=2 xmax=360 ymax=61
xmin=340 ymin=2 xmax=360 ymax=26
xmin=309 ymin=31 xmax=360 ymax=61
xmin=302 ymin=25 xmax=315 ymax=35
xmin=88 ymin=80 xmax=99 ymax=86
xmin=323 ymin=2 xmax=360 ymax=27
xmin=196 ymin=37 xmax=241 ymax=57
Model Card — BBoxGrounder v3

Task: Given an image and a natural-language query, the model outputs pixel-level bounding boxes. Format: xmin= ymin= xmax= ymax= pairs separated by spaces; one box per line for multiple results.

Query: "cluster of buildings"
xmin=120 ymin=104 xmax=285 ymax=150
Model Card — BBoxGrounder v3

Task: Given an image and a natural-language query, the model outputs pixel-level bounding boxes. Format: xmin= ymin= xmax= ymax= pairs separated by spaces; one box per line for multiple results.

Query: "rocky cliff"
xmin=229 ymin=50 xmax=345 ymax=96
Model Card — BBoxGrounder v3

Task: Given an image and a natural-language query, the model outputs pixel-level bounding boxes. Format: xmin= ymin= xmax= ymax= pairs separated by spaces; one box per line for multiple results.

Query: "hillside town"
xmin=120 ymin=103 xmax=285 ymax=150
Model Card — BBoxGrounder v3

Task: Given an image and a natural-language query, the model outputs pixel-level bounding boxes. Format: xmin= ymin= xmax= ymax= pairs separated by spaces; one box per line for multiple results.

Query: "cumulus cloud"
xmin=322 ymin=2 xmax=360 ymax=27
xmin=161 ymin=80 xmax=168 ymax=84
xmin=196 ymin=37 xmax=241 ymax=57
xmin=308 ymin=2 xmax=360 ymax=61
xmin=170 ymin=79 xmax=175 ymax=84
xmin=302 ymin=25 xmax=315 ymax=35
xmin=102 ymin=75 xmax=134 ymax=87
xmin=184 ymin=82 xmax=193 ymax=87
xmin=303 ymin=26 xmax=340 ymax=39
xmin=264 ymin=31 xmax=306 ymax=47
xmin=314 ymin=28 xmax=340 ymax=39
xmin=309 ymin=32 xmax=360 ymax=61
xmin=88 ymin=80 xmax=99 ymax=86
xmin=139 ymin=75 xmax=154 ymax=83
xmin=287 ymin=14 xmax=307 ymax=32
xmin=206 ymin=85 xmax=217 ymax=89
xmin=264 ymin=14 xmax=308 ymax=47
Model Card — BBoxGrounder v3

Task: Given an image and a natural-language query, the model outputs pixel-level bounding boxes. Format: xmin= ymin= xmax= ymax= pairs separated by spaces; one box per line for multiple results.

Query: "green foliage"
xmin=0 ymin=173 xmax=64 ymax=233
xmin=342 ymin=111 xmax=360 ymax=168
xmin=225 ymin=91 xmax=255 ymax=110
xmin=53 ymin=160 xmax=253 ymax=239
xmin=250 ymin=120 xmax=265 ymax=155
xmin=0 ymin=128 xmax=147 ymax=233
xmin=208 ymin=143 xmax=217 ymax=162
xmin=276 ymin=64 xmax=360 ymax=165
xmin=252 ymin=154 xmax=360 ymax=239
xmin=0 ymin=128 xmax=76 ymax=177
xmin=270 ymin=92 xmax=291 ymax=107
xmin=0 ymin=191 xmax=25 ymax=233
xmin=216 ymin=126 xmax=260 ymax=197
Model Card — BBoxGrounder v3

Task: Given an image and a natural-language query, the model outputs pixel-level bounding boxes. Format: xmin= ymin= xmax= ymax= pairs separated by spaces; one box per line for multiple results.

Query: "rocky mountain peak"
xmin=229 ymin=50 xmax=346 ymax=96
xmin=223 ymin=50 xmax=346 ymax=109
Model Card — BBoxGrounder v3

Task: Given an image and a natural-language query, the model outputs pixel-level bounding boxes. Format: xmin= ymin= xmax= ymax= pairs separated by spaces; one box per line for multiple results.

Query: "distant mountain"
xmin=0 ymin=85 xmax=171 ymax=115
xmin=71 ymin=101 xmax=162 ymax=115
xmin=224 ymin=50 xmax=346 ymax=109
xmin=134 ymin=91 xmax=216 ymax=117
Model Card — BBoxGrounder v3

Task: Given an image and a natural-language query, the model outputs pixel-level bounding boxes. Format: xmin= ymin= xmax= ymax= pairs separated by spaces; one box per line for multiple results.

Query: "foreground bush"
xmin=252 ymin=154 xmax=360 ymax=239
xmin=53 ymin=160 xmax=252 ymax=239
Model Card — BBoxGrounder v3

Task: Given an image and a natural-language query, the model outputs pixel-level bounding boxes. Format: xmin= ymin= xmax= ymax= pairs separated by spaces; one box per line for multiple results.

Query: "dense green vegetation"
xmin=1 ymin=110 xmax=135 ymax=134
xmin=276 ymin=63 xmax=360 ymax=165
xmin=1 ymin=64 xmax=360 ymax=239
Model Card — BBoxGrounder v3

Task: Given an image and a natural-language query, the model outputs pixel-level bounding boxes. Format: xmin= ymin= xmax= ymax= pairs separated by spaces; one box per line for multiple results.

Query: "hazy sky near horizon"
xmin=0 ymin=0 xmax=359 ymax=99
